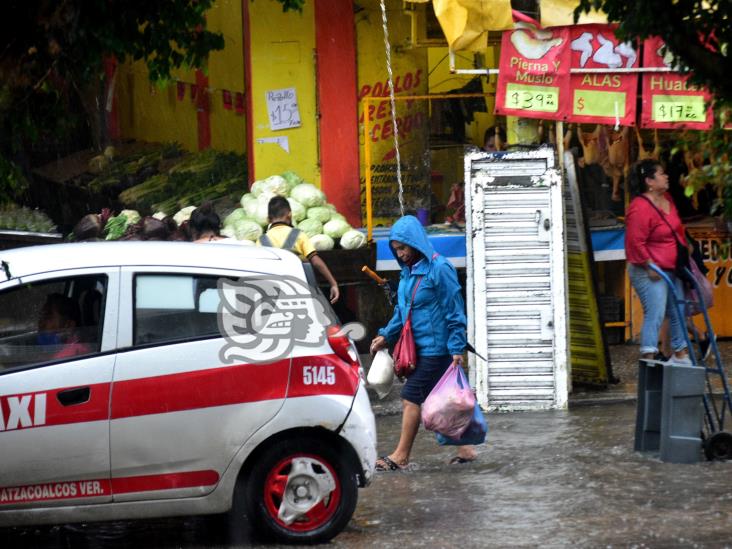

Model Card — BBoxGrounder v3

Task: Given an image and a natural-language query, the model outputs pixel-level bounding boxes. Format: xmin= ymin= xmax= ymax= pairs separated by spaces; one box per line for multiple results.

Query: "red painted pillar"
xmin=104 ymin=57 xmax=119 ymax=141
xmin=242 ymin=1 xmax=255 ymax=183
xmin=314 ymin=0 xmax=361 ymax=227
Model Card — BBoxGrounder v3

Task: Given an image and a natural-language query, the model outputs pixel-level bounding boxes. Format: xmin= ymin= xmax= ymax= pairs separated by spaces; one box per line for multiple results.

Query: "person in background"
xmin=72 ymin=209 xmax=112 ymax=241
xmin=370 ymin=215 xmax=476 ymax=470
xmin=258 ymin=196 xmax=339 ymax=304
xmin=122 ymin=216 xmax=177 ymax=241
xmin=188 ymin=202 xmax=227 ymax=243
xmin=625 ymin=159 xmax=690 ymax=364
xmin=483 ymin=126 xmax=506 ymax=153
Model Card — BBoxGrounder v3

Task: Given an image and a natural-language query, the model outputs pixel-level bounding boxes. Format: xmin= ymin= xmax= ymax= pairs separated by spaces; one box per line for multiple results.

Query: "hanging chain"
xmin=379 ymin=0 xmax=404 ymax=216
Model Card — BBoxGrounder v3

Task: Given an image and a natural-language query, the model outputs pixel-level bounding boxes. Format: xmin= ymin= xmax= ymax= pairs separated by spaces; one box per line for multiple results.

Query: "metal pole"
xmin=363 ymin=97 xmax=373 ymax=241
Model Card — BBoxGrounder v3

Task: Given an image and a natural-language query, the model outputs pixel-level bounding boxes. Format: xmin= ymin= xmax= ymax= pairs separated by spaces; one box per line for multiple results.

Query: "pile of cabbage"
xmin=219 ymin=171 xmax=366 ymax=250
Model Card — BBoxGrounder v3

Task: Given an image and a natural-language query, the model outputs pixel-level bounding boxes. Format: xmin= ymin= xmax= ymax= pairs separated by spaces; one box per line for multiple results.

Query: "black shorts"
xmin=400 ymin=354 xmax=453 ymax=405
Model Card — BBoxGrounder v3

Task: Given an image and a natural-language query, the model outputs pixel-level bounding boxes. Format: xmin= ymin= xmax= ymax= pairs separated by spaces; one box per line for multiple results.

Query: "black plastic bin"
xmin=635 ymin=359 xmax=706 ymax=463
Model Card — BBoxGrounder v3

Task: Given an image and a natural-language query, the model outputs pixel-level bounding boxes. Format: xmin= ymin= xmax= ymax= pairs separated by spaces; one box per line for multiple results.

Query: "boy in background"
xmin=258 ymin=196 xmax=340 ymax=304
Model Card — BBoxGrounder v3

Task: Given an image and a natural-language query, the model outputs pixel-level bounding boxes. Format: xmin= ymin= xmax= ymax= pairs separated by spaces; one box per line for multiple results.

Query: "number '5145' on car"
xmin=0 ymin=241 xmax=376 ymax=544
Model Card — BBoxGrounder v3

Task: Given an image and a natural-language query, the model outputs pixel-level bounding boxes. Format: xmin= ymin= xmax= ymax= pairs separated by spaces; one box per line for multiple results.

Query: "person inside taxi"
xmin=258 ymin=196 xmax=340 ymax=304
xmin=37 ymin=293 xmax=92 ymax=359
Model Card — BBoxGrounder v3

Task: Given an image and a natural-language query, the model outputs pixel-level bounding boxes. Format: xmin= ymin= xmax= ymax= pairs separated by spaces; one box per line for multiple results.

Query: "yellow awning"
xmin=406 ymin=0 xmax=513 ymax=51
xmin=405 ymin=0 xmax=608 ymax=51
xmin=540 ymin=0 xmax=608 ymax=27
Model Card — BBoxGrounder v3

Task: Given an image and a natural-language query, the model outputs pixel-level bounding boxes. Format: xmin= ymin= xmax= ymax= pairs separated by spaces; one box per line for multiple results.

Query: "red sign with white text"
xmin=495 ymin=25 xmax=571 ymax=120
xmin=641 ymin=36 xmax=712 ymax=129
xmin=568 ymin=25 xmax=638 ymax=125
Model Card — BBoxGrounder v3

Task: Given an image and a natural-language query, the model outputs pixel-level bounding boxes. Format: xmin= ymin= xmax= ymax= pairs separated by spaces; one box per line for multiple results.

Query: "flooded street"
xmin=340 ymin=402 xmax=732 ymax=548
xmin=4 ymin=400 xmax=732 ymax=548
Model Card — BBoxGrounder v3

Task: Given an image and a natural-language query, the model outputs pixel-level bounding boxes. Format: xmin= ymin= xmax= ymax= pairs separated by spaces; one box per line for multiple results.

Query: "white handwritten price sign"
xmin=266 ymin=87 xmax=301 ymax=131
xmin=505 ymin=84 xmax=560 ymax=113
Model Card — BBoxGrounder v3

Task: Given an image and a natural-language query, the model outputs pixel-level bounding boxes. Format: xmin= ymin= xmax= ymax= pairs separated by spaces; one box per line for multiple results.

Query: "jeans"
xmin=628 ymin=264 xmax=687 ymax=355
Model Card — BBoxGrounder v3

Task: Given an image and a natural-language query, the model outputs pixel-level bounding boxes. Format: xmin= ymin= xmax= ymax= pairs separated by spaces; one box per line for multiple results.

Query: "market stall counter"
xmin=371 ymin=224 xmax=626 ymax=271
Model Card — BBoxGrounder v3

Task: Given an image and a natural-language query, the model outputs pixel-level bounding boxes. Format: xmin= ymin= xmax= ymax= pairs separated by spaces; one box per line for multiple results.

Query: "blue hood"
xmin=388 ymin=216 xmax=435 ymax=267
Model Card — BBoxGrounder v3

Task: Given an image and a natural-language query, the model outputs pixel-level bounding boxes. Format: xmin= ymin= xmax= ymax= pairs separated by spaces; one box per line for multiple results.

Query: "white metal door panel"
xmin=0 ymin=268 xmax=120 ymax=508
xmin=109 ymin=267 xmax=290 ymax=502
xmin=466 ymin=147 xmax=568 ymax=411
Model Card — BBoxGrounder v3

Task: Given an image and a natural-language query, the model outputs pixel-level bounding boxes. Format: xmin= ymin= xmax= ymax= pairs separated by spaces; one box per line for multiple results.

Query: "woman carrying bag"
xmin=370 ymin=215 xmax=477 ymax=470
xmin=625 ymin=159 xmax=691 ymax=364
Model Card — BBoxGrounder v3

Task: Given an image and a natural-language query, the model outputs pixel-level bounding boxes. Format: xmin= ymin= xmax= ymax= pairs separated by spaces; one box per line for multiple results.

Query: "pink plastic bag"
xmin=685 ymin=260 xmax=713 ymax=316
xmin=421 ymin=362 xmax=476 ymax=439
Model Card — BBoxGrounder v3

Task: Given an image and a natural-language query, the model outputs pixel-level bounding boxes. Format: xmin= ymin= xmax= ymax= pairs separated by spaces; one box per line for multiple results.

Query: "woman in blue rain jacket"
xmin=370 ymin=215 xmax=476 ymax=470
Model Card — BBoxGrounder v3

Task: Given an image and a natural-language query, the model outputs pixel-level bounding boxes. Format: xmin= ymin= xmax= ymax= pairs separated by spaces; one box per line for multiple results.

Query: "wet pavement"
xmin=3 ymin=343 xmax=732 ymax=548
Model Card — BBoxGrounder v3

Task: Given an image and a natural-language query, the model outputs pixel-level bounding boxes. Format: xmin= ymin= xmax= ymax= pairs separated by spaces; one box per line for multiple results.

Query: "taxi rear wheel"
xmin=242 ymin=437 xmax=358 ymax=543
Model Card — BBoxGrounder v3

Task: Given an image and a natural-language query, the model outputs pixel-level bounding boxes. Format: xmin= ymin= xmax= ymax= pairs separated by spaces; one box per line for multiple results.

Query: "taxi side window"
xmin=0 ymin=275 xmax=107 ymax=371
xmin=133 ymin=274 xmax=222 ymax=346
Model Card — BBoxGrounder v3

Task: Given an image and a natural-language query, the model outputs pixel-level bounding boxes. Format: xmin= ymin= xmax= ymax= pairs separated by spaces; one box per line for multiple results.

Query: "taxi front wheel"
xmin=239 ymin=437 xmax=358 ymax=544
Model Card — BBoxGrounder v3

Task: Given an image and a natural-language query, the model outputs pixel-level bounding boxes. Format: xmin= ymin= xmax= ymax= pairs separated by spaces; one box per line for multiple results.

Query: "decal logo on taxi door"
xmin=0 ymin=393 xmax=46 ymax=431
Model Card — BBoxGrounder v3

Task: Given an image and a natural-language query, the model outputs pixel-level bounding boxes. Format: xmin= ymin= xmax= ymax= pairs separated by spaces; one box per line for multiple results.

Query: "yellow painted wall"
xmin=117 ymin=62 xmax=199 ymax=152
xmin=247 ymin=2 xmax=318 ymax=184
xmin=207 ymin=0 xmax=246 ymax=153
xmin=116 ymin=0 xmax=247 ymax=155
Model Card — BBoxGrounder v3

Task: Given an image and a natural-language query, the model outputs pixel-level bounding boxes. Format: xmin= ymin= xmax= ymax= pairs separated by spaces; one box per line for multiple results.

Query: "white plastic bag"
xmin=367 ymin=349 xmax=395 ymax=399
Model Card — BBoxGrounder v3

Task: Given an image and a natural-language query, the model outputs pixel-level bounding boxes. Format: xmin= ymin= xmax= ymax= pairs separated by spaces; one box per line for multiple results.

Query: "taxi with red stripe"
xmin=0 ymin=241 xmax=376 ymax=544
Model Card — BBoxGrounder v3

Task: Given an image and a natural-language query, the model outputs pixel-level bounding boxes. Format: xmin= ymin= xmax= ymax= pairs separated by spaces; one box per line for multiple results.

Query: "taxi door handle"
xmin=57 ymin=387 xmax=91 ymax=406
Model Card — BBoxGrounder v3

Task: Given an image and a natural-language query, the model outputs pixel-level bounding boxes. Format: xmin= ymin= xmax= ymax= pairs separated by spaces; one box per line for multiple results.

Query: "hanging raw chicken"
xmin=635 ymin=127 xmax=661 ymax=161
xmin=606 ymin=126 xmax=629 ymax=202
xmin=577 ymin=124 xmax=605 ymax=166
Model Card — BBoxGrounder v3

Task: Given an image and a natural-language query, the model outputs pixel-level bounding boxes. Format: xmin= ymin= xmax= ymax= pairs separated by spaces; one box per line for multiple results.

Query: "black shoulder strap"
xmin=640 ymin=196 xmax=684 ymax=247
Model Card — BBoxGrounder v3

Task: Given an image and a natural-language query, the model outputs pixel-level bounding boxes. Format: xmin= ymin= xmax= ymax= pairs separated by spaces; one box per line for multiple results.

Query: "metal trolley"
xmin=652 ymin=264 xmax=732 ymax=460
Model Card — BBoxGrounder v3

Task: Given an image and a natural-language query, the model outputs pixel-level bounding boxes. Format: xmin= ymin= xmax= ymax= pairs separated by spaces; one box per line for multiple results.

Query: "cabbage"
xmin=152 ymin=211 xmax=167 ymax=220
xmin=329 ymin=212 xmax=347 ymax=223
xmin=325 ymin=202 xmax=338 ymax=212
xmin=243 ymin=196 xmax=259 ymax=219
xmin=310 ymin=234 xmax=334 ymax=251
xmin=288 ymin=198 xmax=307 ymax=223
xmin=297 ymin=218 xmax=323 ymax=238
xmin=261 ymin=175 xmax=289 ymax=197
xmin=306 ymin=206 xmax=332 ymax=224
xmin=291 ymin=183 xmax=326 ymax=208
xmin=220 ymin=227 xmax=236 ymax=239
xmin=120 ymin=209 xmax=141 ymax=225
xmin=173 ymin=206 xmax=196 ymax=226
xmin=250 ymin=180 xmax=264 ymax=197
xmin=231 ymin=219 xmax=263 ymax=241
xmin=323 ymin=219 xmax=351 ymax=239
xmin=340 ymin=229 xmax=366 ymax=249
xmin=223 ymin=208 xmax=248 ymax=227
xmin=240 ymin=193 xmax=256 ymax=209
xmin=281 ymin=170 xmax=303 ymax=193
xmin=252 ymin=197 xmax=271 ymax=226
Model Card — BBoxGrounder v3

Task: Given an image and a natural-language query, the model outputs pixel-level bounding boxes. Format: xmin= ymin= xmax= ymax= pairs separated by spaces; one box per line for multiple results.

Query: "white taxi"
xmin=0 ymin=241 xmax=376 ymax=544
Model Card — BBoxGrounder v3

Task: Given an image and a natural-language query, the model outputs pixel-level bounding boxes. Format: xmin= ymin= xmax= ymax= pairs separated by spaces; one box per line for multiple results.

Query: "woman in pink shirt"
xmin=625 ymin=159 xmax=690 ymax=364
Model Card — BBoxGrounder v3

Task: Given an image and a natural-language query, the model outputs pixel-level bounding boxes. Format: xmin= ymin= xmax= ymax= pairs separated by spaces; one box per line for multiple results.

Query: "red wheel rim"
xmin=263 ymin=453 xmax=342 ymax=532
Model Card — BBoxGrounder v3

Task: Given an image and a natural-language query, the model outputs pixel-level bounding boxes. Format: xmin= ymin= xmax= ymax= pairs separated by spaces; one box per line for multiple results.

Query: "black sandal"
xmin=449 ymin=456 xmax=475 ymax=465
xmin=375 ymin=456 xmax=404 ymax=471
